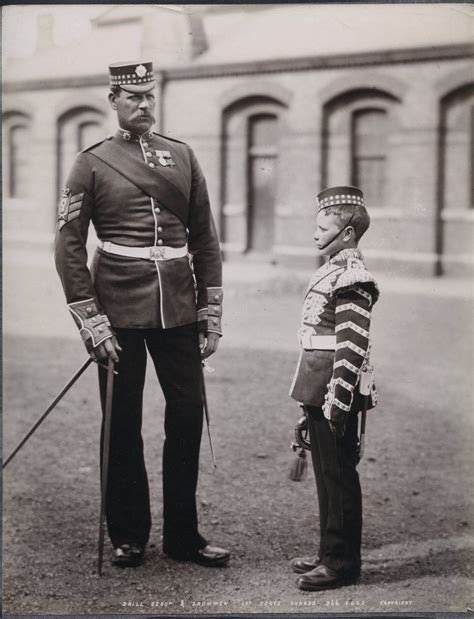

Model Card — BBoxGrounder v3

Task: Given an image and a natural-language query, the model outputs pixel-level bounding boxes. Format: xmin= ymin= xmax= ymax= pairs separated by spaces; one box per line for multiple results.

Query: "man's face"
xmin=109 ymin=88 xmax=156 ymax=134
xmin=313 ymin=211 xmax=349 ymax=257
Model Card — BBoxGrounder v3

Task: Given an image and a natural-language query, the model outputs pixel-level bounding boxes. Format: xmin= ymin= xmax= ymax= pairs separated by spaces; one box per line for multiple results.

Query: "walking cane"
xmin=201 ymin=361 xmax=217 ymax=469
xmin=3 ymin=358 xmax=94 ymax=469
xmin=97 ymin=358 xmax=115 ymax=576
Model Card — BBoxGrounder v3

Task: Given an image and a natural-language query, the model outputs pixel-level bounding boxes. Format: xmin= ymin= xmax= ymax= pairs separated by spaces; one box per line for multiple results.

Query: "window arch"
xmin=57 ymin=106 xmax=106 ymax=194
xmin=2 ymin=111 xmax=32 ymax=199
xmin=322 ymin=88 xmax=400 ymax=208
xmin=221 ymin=96 xmax=287 ymax=253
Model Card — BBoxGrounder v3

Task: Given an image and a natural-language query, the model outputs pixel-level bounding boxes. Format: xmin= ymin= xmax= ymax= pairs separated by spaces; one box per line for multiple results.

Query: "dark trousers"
xmin=306 ymin=405 xmax=362 ymax=576
xmin=98 ymin=323 xmax=207 ymax=554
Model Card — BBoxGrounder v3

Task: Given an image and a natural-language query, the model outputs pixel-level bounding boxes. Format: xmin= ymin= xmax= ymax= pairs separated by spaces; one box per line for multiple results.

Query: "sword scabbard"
xmin=97 ymin=358 xmax=115 ymax=576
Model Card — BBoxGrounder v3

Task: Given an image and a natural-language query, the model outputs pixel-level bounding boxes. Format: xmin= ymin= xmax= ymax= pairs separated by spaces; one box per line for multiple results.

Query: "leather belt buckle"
xmin=150 ymin=246 xmax=165 ymax=260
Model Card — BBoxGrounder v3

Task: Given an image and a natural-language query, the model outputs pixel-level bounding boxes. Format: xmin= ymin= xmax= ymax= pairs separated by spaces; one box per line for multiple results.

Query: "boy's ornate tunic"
xmin=55 ymin=129 xmax=222 ymax=339
xmin=290 ymin=248 xmax=379 ymax=423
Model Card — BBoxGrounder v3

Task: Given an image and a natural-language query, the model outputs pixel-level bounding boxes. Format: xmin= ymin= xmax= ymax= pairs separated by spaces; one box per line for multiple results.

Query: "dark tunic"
xmin=55 ymin=130 xmax=222 ymax=331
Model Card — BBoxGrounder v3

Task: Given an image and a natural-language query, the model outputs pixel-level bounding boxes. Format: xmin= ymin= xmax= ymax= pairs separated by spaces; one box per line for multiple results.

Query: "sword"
xmin=358 ymin=365 xmax=373 ymax=459
xmin=3 ymin=357 xmax=94 ymax=469
xmin=201 ymin=360 xmax=217 ymax=468
xmin=97 ymin=358 xmax=115 ymax=576
xmin=359 ymin=401 xmax=368 ymax=459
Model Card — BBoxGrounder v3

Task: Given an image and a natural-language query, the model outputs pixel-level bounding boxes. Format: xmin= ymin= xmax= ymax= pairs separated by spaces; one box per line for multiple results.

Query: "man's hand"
xmin=199 ymin=332 xmax=220 ymax=359
xmin=89 ymin=335 xmax=122 ymax=364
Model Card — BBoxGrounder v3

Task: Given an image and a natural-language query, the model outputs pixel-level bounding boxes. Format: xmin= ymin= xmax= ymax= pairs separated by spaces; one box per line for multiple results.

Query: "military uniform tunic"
xmin=290 ymin=248 xmax=379 ymax=422
xmin=55 ymin=129 xmax=222 ymax=333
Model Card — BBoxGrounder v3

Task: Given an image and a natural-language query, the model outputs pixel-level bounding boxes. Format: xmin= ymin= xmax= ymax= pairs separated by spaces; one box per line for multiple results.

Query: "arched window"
xmin=435 ymin=83 xmax=474 ymax=275
xmin=351 ymin=109 xmax=388 ymax=206
xmin=57 ymin=107 xmax=105 ymax=193
xmin=77 ymin=121 xmax=104 ymax=152
xmin=322 ymin=89 xmax=399 ymax=208
xmin=2 ymin=112 xmax=32 ymax=199
xmin=440 ymin=85 xmax=474 ymax=211
xmin=222 ymin=96 xmax=285 ymax=254
xmin=247 ymin=114 xmax=279 ymax=251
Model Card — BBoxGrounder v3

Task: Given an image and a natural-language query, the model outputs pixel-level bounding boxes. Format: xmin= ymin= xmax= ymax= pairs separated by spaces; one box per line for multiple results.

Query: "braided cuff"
xmin=68 ymin=298 xmax=113 ymax=348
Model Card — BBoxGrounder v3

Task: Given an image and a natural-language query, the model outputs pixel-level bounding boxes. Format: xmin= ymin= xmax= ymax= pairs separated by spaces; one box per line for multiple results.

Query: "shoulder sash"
xmin=87 ymin=139 xmax=189 ymax=226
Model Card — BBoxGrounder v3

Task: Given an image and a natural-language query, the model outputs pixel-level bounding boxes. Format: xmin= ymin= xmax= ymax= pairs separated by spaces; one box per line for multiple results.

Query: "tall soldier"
xmin=55 ymin=61 xmax=230 ymax=569
xmin=289 ymin=186 xmax=379 ymax=590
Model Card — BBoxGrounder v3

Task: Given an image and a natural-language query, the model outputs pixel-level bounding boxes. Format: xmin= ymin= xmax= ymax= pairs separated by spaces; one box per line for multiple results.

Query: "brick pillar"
xmin=273 ymin=93 xmax=321 ymax=267
xmin=391 ymin=89 xmax=439 ymax=274
xmin=33 ymin=103 xmax=60 ymax=244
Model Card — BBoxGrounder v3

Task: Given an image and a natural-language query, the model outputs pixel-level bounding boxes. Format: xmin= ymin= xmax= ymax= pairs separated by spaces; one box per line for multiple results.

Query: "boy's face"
xmin=313 ymin=211 xmax=352 ymax=257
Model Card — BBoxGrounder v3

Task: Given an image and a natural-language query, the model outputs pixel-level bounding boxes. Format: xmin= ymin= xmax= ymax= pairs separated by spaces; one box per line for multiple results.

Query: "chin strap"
xmin=319 ymin=212 xmax=355 ymax=250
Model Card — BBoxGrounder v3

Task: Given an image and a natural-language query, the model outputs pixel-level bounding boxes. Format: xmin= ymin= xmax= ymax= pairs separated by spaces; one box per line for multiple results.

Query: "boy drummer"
xmin=289 ymin=186 xmax=379 ymax=591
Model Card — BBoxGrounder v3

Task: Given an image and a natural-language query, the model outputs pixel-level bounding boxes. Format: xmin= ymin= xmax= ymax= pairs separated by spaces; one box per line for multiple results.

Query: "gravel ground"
xmin=3 ymin=275 xmax=474 ymax=616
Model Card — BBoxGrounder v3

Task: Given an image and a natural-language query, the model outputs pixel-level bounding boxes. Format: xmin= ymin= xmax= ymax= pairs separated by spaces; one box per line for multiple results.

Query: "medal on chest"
xmin=155 ymin=150 xmax=175 ymax=167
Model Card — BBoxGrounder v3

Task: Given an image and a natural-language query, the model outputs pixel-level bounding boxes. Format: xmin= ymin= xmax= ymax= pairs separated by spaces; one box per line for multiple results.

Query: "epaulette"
xmin=152 ymin=131 xmax=186 ymax=145
xmin=333 ymin=265 xmax=379 ymax=303
xmin=81 ymin=136 xmax=113 ymax=153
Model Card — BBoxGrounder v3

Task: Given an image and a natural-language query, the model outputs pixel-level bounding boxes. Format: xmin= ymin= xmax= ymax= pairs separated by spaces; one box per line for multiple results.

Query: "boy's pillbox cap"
xmin=317 ymin=186 xmax=365 ymax=211
xmin=109 ymin=61 xmax=156 ymax=93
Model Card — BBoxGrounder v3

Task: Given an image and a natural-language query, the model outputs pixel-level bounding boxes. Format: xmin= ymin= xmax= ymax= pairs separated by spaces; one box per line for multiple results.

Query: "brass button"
xmin=214 ymin=295 xmax=219 ymax=301
xmin=155 ymin=207 xmax=161 ymax=214
xmin=146 ymin=152 xmax=152 ymax=158
xmin=98 ymin=327 xmax=103 ymax=333
xmin=86 ymin=307 xmax=92 ymax=313
xmin=157 ymin=226 xmax=163 ymax=233
xmin=143 ymin=142 xmax=149 ymax=148
xmin=157 ymin=239 xmax=163 ymax=246
xmin=213 ymin=319 xmax=218 ymax=325
xmin=149 ymin=162 xmax=155 ymax=168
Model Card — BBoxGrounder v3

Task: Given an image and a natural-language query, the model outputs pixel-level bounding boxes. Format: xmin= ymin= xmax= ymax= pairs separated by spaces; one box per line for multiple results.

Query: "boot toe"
xmin=290 ymin=555 xmax=321 ymax=574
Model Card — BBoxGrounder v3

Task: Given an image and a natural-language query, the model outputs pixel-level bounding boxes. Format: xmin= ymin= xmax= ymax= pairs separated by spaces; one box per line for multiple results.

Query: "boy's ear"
xmin=343 ymin=226 xmax=354 ymax=242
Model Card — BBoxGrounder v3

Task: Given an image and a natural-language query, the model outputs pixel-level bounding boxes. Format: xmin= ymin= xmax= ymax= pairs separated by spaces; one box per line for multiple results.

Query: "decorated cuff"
xmin=200 ymin=287 xmax=223 ymax=336
xmin=323 ymin=377 xmax=353 ymax=422
xmin=68 ymin=298 xmax=113 ymax=348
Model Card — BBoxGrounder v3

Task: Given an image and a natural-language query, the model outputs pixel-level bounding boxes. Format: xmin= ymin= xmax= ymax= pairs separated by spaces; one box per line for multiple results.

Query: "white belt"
xmin=301 ymin=334 xmax=336 ymax=350
xmin=99 ymin=241 xmax=188 ymax=261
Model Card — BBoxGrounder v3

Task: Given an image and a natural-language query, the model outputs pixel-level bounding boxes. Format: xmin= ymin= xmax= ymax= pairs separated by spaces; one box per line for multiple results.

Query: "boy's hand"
xmin=329 ymin=419 xmax=346 ymax=438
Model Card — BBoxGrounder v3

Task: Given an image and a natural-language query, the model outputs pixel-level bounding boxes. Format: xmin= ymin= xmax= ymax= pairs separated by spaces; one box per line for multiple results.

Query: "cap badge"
xmin=155 ymin=150 xmax=175 ymax=167
xmin=135 ymin=64 xmax=147 ymax=78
